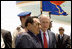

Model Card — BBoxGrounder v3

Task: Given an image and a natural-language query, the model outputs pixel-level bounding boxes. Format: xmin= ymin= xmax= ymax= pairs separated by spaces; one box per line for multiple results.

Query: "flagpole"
xmin=49 ymin=12 xmax=51 ymax=19
xmin=40 ymin=1 xmax=51 ymax=18
xmin=40 ymin=1 xmax=42 ymax=15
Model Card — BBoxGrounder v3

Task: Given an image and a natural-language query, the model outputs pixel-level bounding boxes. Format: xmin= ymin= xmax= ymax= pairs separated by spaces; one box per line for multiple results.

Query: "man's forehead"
xmin=59 ymin=27 xmax=64 ymax=29
xmin=39 ymin=15 xmax=50 ymax=21
xmin=40 ymin=17 xmax=50 ymax=22
xmin=33 ymin=18 xmax=40 ymax=23
xmin=41 ymin=16 xmax=50 ymax=20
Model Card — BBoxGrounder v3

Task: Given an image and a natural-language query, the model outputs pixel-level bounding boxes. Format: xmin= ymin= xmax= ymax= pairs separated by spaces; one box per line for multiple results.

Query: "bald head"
xmin=39 ymin=14 xmax=51 ymax=32
xmin=59 ymin=27 xmax=64 ymax=35
xmin=39 ymin=14 xmax=50 ymax=21
xmin=59 ymin=27 xmax=64 ymax=30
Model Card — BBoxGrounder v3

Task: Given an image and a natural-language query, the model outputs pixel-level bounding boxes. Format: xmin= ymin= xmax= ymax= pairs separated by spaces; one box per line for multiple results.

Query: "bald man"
xmin=56 ymin=27 xmax=71 ymax=48
xmin=37 ymin=14 xmax=56 ymax=48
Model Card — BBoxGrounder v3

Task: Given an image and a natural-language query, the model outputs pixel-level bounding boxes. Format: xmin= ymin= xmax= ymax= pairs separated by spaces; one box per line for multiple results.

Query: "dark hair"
xmin=32 ymin=16 xmax=38 ymax=18
xmin=59 ymin=29 xmax=64 ymax=31
xmin=25 ymin=17 xmax=34 ymax=27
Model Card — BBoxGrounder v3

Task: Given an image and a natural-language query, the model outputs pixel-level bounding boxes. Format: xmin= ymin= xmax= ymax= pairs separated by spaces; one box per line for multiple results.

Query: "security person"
xmin=56 ymin=27 xmax=71 ymax=48
xmin=1 ymin=29 xmax=12 ymax=48
xmin=12 ymin=12 xmax=31 ymax=48
xmin=48 ymin=21 xmax=52 ymax=31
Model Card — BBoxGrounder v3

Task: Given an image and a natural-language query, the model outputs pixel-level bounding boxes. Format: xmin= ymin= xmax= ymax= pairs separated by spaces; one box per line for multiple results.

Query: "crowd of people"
xmin=1 ymin=12 xmax=71 ymax=48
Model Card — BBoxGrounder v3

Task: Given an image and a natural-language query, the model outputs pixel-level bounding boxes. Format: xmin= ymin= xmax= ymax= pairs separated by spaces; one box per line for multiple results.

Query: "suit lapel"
xmin=47 ymin=30 xmax=52 ymax=48
xmin=56 ymin=34 xmax=59 ymax=42
xmin=37 ymin=31 xmax=44 ymax=48
xmin=63 ymin=34 xmax=66 ymax=44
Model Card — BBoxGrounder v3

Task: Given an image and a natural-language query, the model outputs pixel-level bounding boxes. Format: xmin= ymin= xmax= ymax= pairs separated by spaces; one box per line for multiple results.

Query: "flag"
xmin=41 ymin=1 xmax=68 ymax=16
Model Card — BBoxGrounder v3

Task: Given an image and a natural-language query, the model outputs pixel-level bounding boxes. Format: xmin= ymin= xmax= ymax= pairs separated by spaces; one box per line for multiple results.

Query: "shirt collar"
xmin=27 ymin=30 xmax=37 ymax=38
xmin=60 ymin=34 xmax=64 ymax=37
xmin=40 ymin=29 xmax=48 ymax=36
xmin=27 ymin=30 xmax=39 ymax=42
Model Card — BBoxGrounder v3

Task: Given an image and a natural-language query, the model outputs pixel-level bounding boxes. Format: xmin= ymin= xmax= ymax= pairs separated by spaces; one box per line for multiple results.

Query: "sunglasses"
xmin=59 ymin=29 xmax=64 ymax=31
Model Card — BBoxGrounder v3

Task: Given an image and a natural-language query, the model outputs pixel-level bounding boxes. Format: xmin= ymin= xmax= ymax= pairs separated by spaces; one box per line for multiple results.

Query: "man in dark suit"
xmin=56 ymin=27 xmax=71 ymax=48
xmin=15 ymin=16 xmax=42 ymax=48
xmin=37 ymin=14 xmax=56 ymax=48
xmin=1 ymin=29 xmax=12 ymax=48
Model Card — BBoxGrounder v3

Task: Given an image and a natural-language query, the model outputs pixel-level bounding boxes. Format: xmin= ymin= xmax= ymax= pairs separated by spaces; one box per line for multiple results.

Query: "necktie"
xmin=43 ymin=32 xmax=48 ymax=48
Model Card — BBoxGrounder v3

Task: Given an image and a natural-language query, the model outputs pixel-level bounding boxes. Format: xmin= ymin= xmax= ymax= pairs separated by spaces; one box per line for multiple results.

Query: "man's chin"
xmin=43 ymin=28 xmax=48 ymax=30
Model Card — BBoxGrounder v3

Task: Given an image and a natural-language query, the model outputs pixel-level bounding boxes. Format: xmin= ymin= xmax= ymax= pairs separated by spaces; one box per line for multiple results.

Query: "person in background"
xmin=37 ymin=14 xmax=56 ymax=48
xmin=56 ymin=27 xmax=71 ymax=48
xmin=12 ymin=12 xmax=31 ymax=48
xmin=1 ymin=29 xmax=12 ymax=48
xmin=1 ymin=34 xmax=5 ymax=48
xmin=48 ymin=21 xmax=52 ymax=31
xmin=16 ymin=16 xmax=42 ymax=48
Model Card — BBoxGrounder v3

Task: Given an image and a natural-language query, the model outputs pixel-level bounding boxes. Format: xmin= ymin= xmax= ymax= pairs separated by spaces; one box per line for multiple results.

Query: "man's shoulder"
xmin=1 ymin=29 xmax=10 ymax=33
xmin=48 ymin=30 xmax=55 ymax=35
xmin=20 ymin=33 xmax=32 ymax=42
xmin=16 ymin=33 xmax=29 ymax=42
xmin=64 ymin=34 xmax=70 ymax=38
xmin=13 ymin=26 xmax=24 ymax=34
xmin=14 ymin=26 xmax=22 ymax=31
xmin=1 ymin=29 xmax=11 ymax=36
xmin=13 ymin=25 xmax=26 ymax=33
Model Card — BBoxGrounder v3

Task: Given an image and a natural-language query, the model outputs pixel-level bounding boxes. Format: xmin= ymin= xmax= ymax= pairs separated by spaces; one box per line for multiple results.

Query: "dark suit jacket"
xmin=16 ymin=30 xmax=42 ymax=48
xmin=37 ymin=30 xmax=56 ymax=48
xmin=56 ymin=34 xmax=71 ymax=48
xmin=1 ymin=29 xmax=12 ymax=48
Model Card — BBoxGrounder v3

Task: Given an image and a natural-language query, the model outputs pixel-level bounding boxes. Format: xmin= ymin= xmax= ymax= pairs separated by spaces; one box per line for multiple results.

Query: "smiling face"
xmin=39 ymin=15 xmax=50 ymax=32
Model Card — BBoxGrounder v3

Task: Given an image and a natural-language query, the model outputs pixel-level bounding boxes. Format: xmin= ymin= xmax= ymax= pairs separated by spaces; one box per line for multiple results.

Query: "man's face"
xmin=27 ymin=18 xmax=40 ymax=35
xmin=21 ymin=17 xmax=28 ymax=26
xmin=59 ymin=29 xmax=64 ymax=34
xmin=40 ymin=17 xmax=50 ymax=31
xmin=32 ymin=18 xmax=41 ymax=34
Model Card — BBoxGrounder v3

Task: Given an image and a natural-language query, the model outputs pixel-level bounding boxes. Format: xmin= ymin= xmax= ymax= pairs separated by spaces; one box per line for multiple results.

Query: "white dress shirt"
xmin=40 ymin=29 xmax=49 ymax=46
xmin=60 ymin=34 xmax=63 ymax=39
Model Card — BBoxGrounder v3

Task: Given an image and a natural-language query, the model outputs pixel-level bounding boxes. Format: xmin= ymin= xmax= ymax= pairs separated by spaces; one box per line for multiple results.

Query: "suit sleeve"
xmin=16 ymin=35 xmax=34 ymax=48
xmin=52 ymin=33 xmax=56 ymax=48
xmin=66 ymin=36 xmax=71 ymax=48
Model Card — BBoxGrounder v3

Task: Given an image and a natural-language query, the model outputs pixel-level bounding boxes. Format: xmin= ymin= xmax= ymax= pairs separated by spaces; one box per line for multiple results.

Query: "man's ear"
xmin=28 ymin=23 xmax=31 ymax=27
